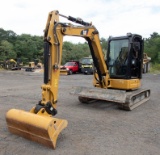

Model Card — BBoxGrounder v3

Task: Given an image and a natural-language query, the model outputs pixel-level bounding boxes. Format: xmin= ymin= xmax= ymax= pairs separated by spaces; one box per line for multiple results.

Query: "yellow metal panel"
xmin=60 ymin=70 xmax=68 ymax=75
xmin=108 ymin=79 xmax=141 ymax=90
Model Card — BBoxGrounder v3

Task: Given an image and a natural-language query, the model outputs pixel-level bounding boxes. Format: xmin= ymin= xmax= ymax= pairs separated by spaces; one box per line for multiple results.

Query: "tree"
xmin=0 ymin=40 xmax=16 ymax=61
xmin=0 ymin=28 xmax=17 ymax=44
xmin=150 ymin=32 xmax=160 ymax=39
xmin=14 ymin=34 xmax=43 ymax=62
xmin=144 ymin=32 xmax=160 ymax=63
xmin=0 ymin=28 xmax=160 ymax=65
xmin=61 ymin=41 xmax=90 ymax=64
xmin=100 ymin=37 xmax=108 ymax=58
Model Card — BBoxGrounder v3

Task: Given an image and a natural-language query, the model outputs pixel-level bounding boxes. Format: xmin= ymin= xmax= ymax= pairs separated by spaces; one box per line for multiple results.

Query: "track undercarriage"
xmin=71 ymin=87 xmax=150 ymax=111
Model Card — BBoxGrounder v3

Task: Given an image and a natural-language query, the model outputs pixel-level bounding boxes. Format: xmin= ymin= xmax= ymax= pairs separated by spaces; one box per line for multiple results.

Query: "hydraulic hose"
xmin=44 ymin=41 xmax=50 ymax=84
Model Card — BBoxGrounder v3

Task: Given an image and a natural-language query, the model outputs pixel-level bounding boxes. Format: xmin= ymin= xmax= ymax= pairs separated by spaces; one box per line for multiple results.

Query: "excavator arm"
xmin=5 ymin=10 xmax=110 ymax=149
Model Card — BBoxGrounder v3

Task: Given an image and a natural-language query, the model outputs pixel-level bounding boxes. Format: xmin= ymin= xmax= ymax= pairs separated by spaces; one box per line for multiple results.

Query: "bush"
xmin=150 ymin=63 xmax=160 ymax=73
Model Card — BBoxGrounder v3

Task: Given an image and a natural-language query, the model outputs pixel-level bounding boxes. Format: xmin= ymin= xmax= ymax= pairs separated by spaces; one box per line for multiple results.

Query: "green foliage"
xmin=0 ymin=28 xmax=44 ymax=63
xmin=62 ymin=42 xmax=90 ymax=64
xmin=101 ymin=37 xmax=108 ymax=52
xmin=14 ymin=34 xmax=43 ymax=61
xmin=144 ymin=32 xmax=160 ymax=63
xmin=150 ymin=63 xmax=160 ymax=73
xmin=0 ymin=28 xmax=17 ymax=44
xmin=0 ymin=28 xmax=109 ymax=65
xmin=0 ymin=40 xmax=16 ymax=61
xmin=0 ymin=28 xmax=159 ymax=71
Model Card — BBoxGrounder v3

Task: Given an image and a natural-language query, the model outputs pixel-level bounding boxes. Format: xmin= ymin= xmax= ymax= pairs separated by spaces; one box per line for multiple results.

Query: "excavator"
xmin=5 ymin=10 xmax=150 ymax=149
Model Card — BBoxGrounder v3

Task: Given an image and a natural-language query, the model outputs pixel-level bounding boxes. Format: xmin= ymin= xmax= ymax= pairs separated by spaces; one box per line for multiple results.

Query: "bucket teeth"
xmin=6 ymin=109 xmax=68 ymax=149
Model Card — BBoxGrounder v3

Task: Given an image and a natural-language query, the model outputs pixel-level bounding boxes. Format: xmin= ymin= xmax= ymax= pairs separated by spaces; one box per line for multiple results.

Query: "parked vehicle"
xmin=80 ymin=57 xmax=94 ymax=74
xmin=60 ymin=61 xmax=80 ymax=75
xmin=3 ymin=58 xmax=22 ymax=70
xmin=25 ymin=59 xmax=43 ymax=72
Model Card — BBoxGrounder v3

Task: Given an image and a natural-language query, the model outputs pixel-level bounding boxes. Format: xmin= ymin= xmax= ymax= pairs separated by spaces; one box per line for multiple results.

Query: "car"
xmin=60 ymin=61 xmax=80 ymax=75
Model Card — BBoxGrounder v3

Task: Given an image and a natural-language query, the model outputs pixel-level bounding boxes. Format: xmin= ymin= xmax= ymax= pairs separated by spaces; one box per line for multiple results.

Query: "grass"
xmin=150 ymin=63 xmax=160 ymax=74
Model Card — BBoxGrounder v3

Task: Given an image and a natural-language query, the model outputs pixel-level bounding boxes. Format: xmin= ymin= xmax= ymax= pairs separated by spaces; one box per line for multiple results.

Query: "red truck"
xmin=60 ymin=61 xmax=80 ymax=75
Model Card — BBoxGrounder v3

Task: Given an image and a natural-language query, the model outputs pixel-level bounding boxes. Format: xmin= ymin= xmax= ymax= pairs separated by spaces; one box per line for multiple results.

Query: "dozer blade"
xmin=60 ymin=70 xmax=68 ymax=75
xmin=6 ymin=109 xmax=68 ymax=149
xmin=71 ymin=87 xmax=150 ymax=111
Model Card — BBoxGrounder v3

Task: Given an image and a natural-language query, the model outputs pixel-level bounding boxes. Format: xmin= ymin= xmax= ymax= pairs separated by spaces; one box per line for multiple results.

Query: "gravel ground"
xmin=0 ymin=70 xmax=160 ymax=155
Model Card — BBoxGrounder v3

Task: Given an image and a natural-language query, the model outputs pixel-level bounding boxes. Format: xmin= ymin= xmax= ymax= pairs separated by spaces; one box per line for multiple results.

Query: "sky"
xmin=1 ymin=0 xmax=160 ymax=43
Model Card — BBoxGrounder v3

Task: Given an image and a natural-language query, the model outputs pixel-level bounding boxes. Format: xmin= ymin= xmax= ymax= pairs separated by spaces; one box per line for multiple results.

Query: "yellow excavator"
xmin=6 ymin=10 xmax=150 ymax=149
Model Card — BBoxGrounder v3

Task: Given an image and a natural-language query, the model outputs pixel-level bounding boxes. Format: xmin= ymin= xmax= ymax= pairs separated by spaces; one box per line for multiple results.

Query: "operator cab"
xmin=107 ymin=33 xmax=144 ymax=79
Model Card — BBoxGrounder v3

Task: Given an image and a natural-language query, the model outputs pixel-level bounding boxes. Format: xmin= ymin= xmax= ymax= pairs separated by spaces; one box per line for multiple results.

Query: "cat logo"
xmin=81 ymin=29 xmax=88 ymax=36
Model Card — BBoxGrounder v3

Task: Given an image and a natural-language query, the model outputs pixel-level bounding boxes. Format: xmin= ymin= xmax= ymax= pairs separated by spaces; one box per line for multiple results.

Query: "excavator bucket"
xmin=6 ymin=109 xmax=68 ymax=149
